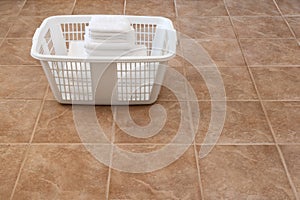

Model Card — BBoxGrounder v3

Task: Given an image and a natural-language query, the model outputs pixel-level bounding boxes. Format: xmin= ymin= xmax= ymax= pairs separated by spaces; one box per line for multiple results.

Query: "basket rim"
xmin=31 ymin=14 xmax=177 ymax=62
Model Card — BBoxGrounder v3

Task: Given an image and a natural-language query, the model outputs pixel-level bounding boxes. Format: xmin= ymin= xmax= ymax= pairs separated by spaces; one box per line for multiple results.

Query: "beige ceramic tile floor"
xmin=0 ymin=0 xmax=299 ymax=199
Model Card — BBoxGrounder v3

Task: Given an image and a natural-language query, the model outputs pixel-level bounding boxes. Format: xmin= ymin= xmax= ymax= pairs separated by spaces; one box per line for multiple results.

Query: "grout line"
xmin=193 ymin=142 xmax=204 ymax=200
xmin=250 ymin=65 xmax=300 ymax=67
xmin=272 ymin=0 xmax=300 ymax=45
xmin=196 ymin=142 xmax=276 ymax=146
xmin=16 ymin=0 xmax=27 ymax=17
xmin=70 ymin=0 xmax=77 ymax=15
xmin=123 ymin=0 xmax=126 ymax=15
xmin=183 ymin=47 xmax=205 ymax=199
xmin=0 ymin=142 xmax=284 ymax=146
xmin=9 ymin=86 xmax=48 ymax=200
xmin=105 ymin=107 xmax=117 ymax=200
xmin=0 ymin=64 xmax=42 ymax=66
xmin=1 ymin=98 xmax=299 ymax=102
xmin=223 ymin=1 xmax=300 ymax=199
xmin=174 ymin=0 xmax=178 ymax=18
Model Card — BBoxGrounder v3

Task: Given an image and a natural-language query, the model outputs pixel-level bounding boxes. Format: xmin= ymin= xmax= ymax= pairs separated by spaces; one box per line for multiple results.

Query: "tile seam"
xmin=70 ymin=0 xmax=77 ymax=15
xmin=3 ymin=143 xmax=295 ymax=146
xmin=9 ymin=85 xmax=48 ymax=200
xmin=223 ymin=0 xmax=299 ymax=199
xmin=123 ymin=0 xmax=126 ymax=15
xmin=193 ymin=142 xmax=205 ymax=200
xmin=174 ymin=0 xmax=178 ymax=18
xmin=105 ymin=107 xmax=117 ymax=200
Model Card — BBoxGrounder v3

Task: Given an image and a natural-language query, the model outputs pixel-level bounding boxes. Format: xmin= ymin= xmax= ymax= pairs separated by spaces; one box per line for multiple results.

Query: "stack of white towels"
xmin=84 ymin=16 xmax=146 ymax=57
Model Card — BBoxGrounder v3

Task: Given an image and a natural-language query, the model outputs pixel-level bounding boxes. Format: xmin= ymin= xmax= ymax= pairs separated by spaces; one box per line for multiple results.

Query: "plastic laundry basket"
xmin=31 ymin=15 xmax=177 ymax=105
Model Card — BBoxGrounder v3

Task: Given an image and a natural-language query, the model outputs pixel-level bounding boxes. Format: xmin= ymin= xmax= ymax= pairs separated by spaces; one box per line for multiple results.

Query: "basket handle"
xmin=33 ymin=28 xmax=40 ymax=41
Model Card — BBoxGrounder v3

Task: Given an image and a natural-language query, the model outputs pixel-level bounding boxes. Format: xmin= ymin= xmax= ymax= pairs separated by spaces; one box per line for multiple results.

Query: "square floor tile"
xmin=232 ymin=16 xmax=293 ymax=38
xmin=0 ymin=0 xmax=25 ymax=16
xmin=280 ymin=145 xmax=300 ymax=197
xmin=109 ymin=145 xmax=201 ymax=199
xmin=0 ymin=39 xmax=39 ymax=65
xmin=126 ymin=0 xmax=175 ymax=18
xmin=20 ymin=0 xmax=74 ymax=16
xmin=177 ymin=0 xmax=228 ymax=17
xmin=0 ymin=145 xmax=26 ymax=200
xmin=225 ymin=0 xmax=280 ymax=16
xmin=185 ymin=67 xmax=258 ymax=100
xmin=263 ymin=101 xmax=300 ymax=143
xmin=276 ymin=0 xmax=300 ymax=15
xmin=7 ymin=16 xmax=44 ymax=38
xmin=113 ymin=101 xmax=193 ymax=144
xmin=0 ymin=66 xmax=47 ymax=99
xmin=198 ymin=145 xmax=295 ymax=199
xmin=240 ymin=39 xmax=300 ymax=65
xmin=0 ymin=100 xmax=41 ymax=143
xmin=195 ymin=101 xmax=274 ymax=144
xmin=251 ymin=67 xmax=300 ymax=100
xmin=33 ymin=100 xmax=114 ymax=143
xmin=197 ymin=39 xmax=246 ymax=67
xmin=179 ymin=17 xmax=236 ymax=39
xmin=287 ymin=17 xmax=300 ymax=38
xmin=12 ymin=145 xmax=109 ymax=200
xmin=73 ymin=0 xmax=124 ymax=15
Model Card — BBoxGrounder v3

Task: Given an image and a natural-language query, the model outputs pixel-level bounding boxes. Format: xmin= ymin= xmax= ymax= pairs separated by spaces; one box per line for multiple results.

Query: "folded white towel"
xmin=89 ymin=16 xmax=132 ymax=33
xmin=84 ymin=38 xmax=133 ymax=50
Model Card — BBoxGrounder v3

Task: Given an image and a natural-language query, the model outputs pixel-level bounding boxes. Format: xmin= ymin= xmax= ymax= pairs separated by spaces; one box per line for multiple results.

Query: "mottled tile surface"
xmin=109 ymin=145 xmax=201 ymax=199
xmin=157 ymin=67 xmax=187 ymax=101
xmin=195 ymin=101 xmax=273 ymax=144
xmin=0 ymin=100 xmax=41 ymax=143
xmin=20 ymin=0 xmax=74 ymax=16
xmin=177 ymin=0 xmax=228 ymax=16
xmin=197 ymin=39 xmax=246 ymax=67
xmin=281 ymin=145 xmax=300 ymax=196
xmin=0 ymin=39 xmax=39 ymax=65
xmin=251 ymin=67 xmax=300 ymax=100
xmin=179 ymin=17 xmax=236 ymax=39
xmin=240 ymin=39 xmax=300 ymax=65
xmin=13 ymin=145 xmax=109 ymax=200
xmin=114 ymin=101 xmax=193 ymax=144
xmin=0 ymin=0 xmax=25 ymax=16
xmin=225 ymin=0 xmax=280 ymax=16
xmin=276 ymin=0 xmax=300 ymax=15
xmin=7 ymin=16 xmax=44 ymax=38
xmin=126 ymin=0 xmax=175 ymax=18
xmin=232 ymin=16 xmax=293 ymax=38
xmin=0 ymin=66 xmax=47 ymax=99
xmin=73 ymin=0 xmax=124 ymax=15
xmin=0 ymin=145 xmax=26 ymax=200
xmin=185 ymin=67 xmax=258 ymax=100
xmin=287 ymin=17 xmax=300 ymax=38
xmin=0 ymin=15 xmax=15 ymax=38
xmin=33 ymin=101 xmax=114 ymax=143
xmin=264 ymin=101 xmax=300 ymax=143
xmin=198 ymin=145 xmax=295 ymax=199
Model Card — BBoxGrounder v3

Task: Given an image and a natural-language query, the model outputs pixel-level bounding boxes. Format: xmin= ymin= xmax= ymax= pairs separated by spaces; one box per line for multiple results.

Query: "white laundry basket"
xmin=31 ymin=15 xmax=177 ymax=105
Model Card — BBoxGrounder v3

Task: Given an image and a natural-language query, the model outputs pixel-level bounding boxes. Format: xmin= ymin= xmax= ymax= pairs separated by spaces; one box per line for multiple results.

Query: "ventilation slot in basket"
xmin=48 ymin=61 xmax=93 ymax=101
xmin=117 ymin=62 xmax=159 ymax=101
xmin=61 ymin=23 xmax=88 ymax=50
xmin=132 ymin=23 xmax=157 ymax=56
